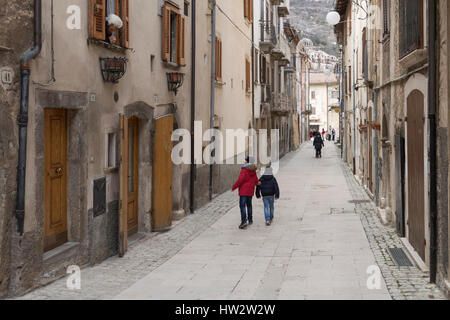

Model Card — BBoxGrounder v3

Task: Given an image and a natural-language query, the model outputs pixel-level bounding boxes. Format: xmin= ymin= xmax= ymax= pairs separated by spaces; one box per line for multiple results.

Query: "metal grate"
xmin=388 ymin=248 xmax=414 ymax=267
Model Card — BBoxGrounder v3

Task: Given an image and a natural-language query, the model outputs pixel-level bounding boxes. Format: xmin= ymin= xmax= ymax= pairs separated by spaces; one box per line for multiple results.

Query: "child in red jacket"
xmin=232 ymin=157 xmax=260 ymax=229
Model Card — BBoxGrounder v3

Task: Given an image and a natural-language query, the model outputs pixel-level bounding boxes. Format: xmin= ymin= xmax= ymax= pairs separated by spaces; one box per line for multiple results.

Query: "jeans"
xmin=263 ymin=196 xmax=275 ymax=222
xmin=239 ymin=196 xmax=253 ymax=223
xmin=315 ymin=147 xmax=322 ymax=157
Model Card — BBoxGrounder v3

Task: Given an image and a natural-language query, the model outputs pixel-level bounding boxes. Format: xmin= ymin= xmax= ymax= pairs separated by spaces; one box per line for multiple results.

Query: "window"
xmin=362 ymin=28 xmax=368 ymax=80
xmin=105 ymin=131 xmax=118 ymax=169
xmin=260 ymin=55 xmax=267 ymax=84
xmin=162 ymin=1 xmax=186 ymax=65
xmin=383 ymin=0 xmax=390 ymax=36
xmin=150 ymin=54 xmax=155 ymax=72
xmin=348 ymin=66 xmax=351 ymax=94
xmin=215 ymin=37 xmax=223 ymax=81
xmin=184 ymin=1 xmax=189 ymax=16
xmin=254 ymin=48 xmax=259 ymax=84
xmin=244 ymin=0 xmax=253 ymax=22
xmin=245 ymin=58 xmax=251 ymax=92
xmin=399 ymin=0 xmax=423 ymax=58
xmin=89 ymin=0 xmax=129 ymax=48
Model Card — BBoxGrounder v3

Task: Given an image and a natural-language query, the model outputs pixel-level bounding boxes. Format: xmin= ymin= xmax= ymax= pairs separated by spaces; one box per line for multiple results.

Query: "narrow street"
xmin=18 ymin=143 xmax=445 ymax=300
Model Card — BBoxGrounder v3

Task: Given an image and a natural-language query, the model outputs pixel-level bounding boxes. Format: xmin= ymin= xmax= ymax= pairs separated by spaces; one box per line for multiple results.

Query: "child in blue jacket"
xmin=256 ymin=166 xmax=280 ymax=226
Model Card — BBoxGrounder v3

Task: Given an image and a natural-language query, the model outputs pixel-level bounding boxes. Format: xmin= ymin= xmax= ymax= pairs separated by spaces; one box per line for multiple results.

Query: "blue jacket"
xmin=256 ymin=175 xmax=280 ymax=198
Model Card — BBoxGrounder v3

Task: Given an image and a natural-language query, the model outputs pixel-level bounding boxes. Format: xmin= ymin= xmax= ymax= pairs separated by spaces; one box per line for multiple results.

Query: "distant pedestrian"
xmin=232 ymin=156 xmax=260 ymax=229
xmin=321 ymin=128 xmax=325 ymax=139
xmin=313 ymin=132 xmax=325 ymax=158
xmin=332 ymin=129 xmax=336 ymax=141
xmin=256 ymin=166 xmax=280 ymax=226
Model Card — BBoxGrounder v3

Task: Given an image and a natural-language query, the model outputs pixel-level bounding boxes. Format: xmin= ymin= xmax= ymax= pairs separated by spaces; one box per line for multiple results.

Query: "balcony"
xmin=284 ymin=65 xmax=296 ymax=73
xmin=259 ymin=21 xmax=277 ymax=53
xmin=271 ymin=92 xmax=290 ymax=115
xmin=270 ymin=0 xmax=284 ymax=5
xmin=278 ymin=5 xmax=289 ymax=17
xmin=279 ymin=57 xmax=290 ymax=67
xmin=270 ymin=48 xmax=284 ymax=60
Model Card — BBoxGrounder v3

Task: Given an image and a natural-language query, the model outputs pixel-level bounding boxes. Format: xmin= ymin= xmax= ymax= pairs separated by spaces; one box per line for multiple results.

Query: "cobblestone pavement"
xmin=341 ymin=163 xmax=447 ymax=300
xmin=18 ymin=192 xmax=238 ymax=299
xmin=17 ymin=142 xmax=447 ymax=300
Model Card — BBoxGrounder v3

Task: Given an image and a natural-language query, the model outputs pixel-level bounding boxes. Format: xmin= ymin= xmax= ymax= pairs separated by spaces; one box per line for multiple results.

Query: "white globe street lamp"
xmin=326 ymin=11 xmax=341 ymax=26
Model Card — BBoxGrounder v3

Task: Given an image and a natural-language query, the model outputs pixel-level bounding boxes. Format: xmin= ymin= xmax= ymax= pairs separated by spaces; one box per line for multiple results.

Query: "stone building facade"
xmin=335 ymin=0 xmax=450 ymax=296
xmin=0 ymin=0 xmax=35 ymax=298
xmin=0 ymin=0 xmax=308 ymax=297
xmin=436 ymin=0 xmax=450 ymax=296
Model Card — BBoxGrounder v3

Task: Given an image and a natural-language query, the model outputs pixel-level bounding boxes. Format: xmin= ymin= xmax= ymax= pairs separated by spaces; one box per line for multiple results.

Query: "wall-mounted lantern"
xmin=166 ymin=72 xmax=185 ymax=95
xmin=99 ymin=57 xmax=128 ymax=83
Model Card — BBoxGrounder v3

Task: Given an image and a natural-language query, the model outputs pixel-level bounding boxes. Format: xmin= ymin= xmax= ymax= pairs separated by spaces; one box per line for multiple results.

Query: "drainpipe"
xmin=209 ymin=0 xmax=216 ymax=201
xmin=340 ymin=46 xmax=344 ymax=159
xmin=351 ymin=6 xmax=356 ymax=175
xmin=374 ymin=78 xmax=380 ymax=206
xmin=190 ymin=0 xmax=196 ymax=213
xmin=15 ymin=0 xmax=42 ymax=235
xmin=428 ymin=0 xmax=437 ymax=284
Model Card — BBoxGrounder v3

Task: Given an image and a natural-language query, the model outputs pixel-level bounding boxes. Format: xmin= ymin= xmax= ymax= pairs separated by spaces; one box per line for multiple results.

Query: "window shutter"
xmin=89 ymin=0 xmax=106 ymax=40
xmin=162 ymin=4 xmax=171 ymax=62
xmin=121 ymin=0 xmax=130 ymax=48
xmin=362 ymin=28 xmax=367 ymax=80
xmin=399 ymin=0 xmax=422 ymax=58
xmin=244 ymin=0 xmax=248 ymax=19
xmin=177 ymin=14 xmax=186 ymax=65
xmin=215 ymin=37 xmax=222 ymax=81
xmin=245 ymin=59 xmax=251 ymax=92
xmin=215 ymin=38 xmax=219 ymax=80
xmin=383 ymin=0 xmax=389 ymax=35
xmin=254 ymin=49 xmax=258 ymax=83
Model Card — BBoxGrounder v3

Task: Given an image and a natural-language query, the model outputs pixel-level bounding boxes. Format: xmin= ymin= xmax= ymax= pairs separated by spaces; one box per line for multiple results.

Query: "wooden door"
xmin=152 ymin=115 xmax=173 ymax=231
xmin=406 ymin=90 xmax=425 ymax=260
xmin=44 ymin=109 xmax=68 ymax=252
xmin=368 ymin=109 xmax=373 ymax=192
xmin=119 ymin=115 xmax=128 ymax=257
xmin=127 ymin=117 xmax=139 ymax=236
xmin=119 ymin=116 xmax=139 ymax=257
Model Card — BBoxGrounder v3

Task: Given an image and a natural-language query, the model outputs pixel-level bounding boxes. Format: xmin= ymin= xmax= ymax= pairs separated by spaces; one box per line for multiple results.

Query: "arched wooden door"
xmin=152 ymin=114 xmax=174 ymax=231
xmin=406 ymin=90 xmax=425 ymax=260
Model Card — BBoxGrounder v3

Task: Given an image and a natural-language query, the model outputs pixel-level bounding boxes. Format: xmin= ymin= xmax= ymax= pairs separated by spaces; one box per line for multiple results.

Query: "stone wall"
xmin=0 ymin=0 xmax=34 ymax=297
xmin=437 ymin=0 xmax=449 ymax=295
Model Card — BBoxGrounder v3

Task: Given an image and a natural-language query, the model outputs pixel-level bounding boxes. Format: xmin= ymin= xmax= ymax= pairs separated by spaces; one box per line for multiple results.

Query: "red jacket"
xmin=232 ymin=164 xmax=259 ymax=197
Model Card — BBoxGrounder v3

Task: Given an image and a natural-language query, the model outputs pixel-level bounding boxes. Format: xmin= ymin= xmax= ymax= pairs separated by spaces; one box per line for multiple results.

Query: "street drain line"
xmin=388 ymin=248 xmax=414 ymax=267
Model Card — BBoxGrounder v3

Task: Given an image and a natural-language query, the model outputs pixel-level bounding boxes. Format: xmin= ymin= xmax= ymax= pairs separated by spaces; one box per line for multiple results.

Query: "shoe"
xmin=266 ymin=221 xmax=271 ymax=226
xmin=248 ymin=220 xmax=253 ymax=225
xmin=239 ymin=222 xmax=248 ymax=229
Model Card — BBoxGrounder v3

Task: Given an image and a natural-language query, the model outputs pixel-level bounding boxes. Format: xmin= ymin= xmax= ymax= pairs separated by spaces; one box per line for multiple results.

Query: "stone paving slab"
xmin=17 ymin=191 xmax=238 ymax=300
xmin=115 ymin=142 xmax=390 ymax=300
xmin=341 ymin=162 xmax=447 ymax=300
